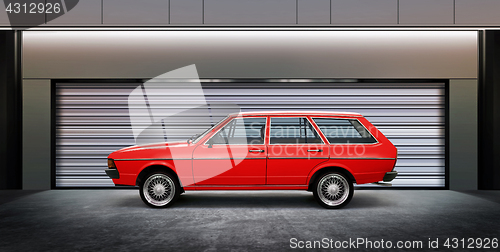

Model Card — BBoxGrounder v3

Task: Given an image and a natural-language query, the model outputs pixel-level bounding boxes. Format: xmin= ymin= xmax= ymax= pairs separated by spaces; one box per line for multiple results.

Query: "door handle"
xmin=307 ymin=149 xmax=323 ymax=152
xmin=249 ymin=149 xmax=265 ymax=153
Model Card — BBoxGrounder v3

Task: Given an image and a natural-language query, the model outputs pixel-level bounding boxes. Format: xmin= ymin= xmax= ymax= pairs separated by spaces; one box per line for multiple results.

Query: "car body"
xmin=106 ymin=111 xmax=398 ymax=208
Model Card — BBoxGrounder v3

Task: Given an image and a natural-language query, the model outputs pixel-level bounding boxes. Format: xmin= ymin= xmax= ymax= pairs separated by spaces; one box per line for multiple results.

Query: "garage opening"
xmin=54 ymin=80 xmax=446 ymax=188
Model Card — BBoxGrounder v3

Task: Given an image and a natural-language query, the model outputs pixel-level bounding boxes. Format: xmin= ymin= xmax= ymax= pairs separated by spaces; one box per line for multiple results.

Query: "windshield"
xmin=191 ymin=116 xmax=229 ymax=144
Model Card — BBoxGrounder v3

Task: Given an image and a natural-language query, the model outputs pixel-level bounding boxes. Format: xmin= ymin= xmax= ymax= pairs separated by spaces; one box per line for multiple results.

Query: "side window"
xmin=208 ymin=117 xmax=266 ymax=145
xmin=270 ymin=117 xmax=323 ymax=144
xmin=312 ymin=118 xmax=377 ymax=144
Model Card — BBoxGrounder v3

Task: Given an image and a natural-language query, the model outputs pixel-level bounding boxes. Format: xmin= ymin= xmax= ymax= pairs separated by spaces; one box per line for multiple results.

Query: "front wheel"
xmin=139 ymin=171 xmax=180 ymax=208
xmin=313 ymin=172 xmax=353 ymax=209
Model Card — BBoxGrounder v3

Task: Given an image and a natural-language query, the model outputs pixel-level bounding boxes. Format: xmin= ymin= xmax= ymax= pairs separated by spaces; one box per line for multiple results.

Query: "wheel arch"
xmin=307 ymin=166 xmax=356 ymax=192
xmin=136 ymin=165 xmax=185 ymax=193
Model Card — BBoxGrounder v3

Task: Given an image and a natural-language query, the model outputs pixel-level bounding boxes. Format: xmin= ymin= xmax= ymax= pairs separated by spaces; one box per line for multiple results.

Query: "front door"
xmin=192 ymin=117 xmax=267 ymax=185
xmin=267 ymin=117 xmax=329 ymax=185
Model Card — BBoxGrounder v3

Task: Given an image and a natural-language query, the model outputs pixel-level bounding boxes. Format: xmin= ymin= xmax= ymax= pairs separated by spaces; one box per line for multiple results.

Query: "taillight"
xmin=392 ymin=148 xmax=398 ymax=171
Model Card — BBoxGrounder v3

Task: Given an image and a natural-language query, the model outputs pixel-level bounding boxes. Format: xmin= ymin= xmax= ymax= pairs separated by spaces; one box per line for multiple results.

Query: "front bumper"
xmin=105 ymin=168 xmax=120 ymax=179
xmin=383 ymin=171 xmax=398 ymax=182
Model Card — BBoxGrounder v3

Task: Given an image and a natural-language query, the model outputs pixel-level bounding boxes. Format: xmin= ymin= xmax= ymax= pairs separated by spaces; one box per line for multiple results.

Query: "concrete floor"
xmin=0 ymin=190 xmax=499 ymax=252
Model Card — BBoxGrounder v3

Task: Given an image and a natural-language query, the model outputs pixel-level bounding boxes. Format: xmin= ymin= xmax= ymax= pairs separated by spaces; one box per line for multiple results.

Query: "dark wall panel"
xmin=479 ymin=31 xmax=500 ymax=189
xmin=0 ymin=31 xmax=21 ymax=189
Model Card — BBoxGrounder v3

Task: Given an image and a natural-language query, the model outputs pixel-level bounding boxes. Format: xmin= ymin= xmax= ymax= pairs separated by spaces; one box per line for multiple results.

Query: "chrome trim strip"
xmin=113 ymin=157 xmax=396 ymax=161
xmin=188 ymin=185 xmax=308 ymax=188
xmin=329 ymin=157 xmax=396 ymax=160
xmin=268 ymin=143 xmax=323 ymax=145
xmin=114 ymin=158 xmax=191 ymax=161
xmin=210 ymin=143 xmax=266 ymax=146
xmin=269 ymin=157 xmax=394 ymax=160
xmin=236 ymin=114 xmax=360 ymax=118
xmin=193 ymin=157 xmax=266 ymax=160
xmin=114 ymin=157 xmax=394 ymax=161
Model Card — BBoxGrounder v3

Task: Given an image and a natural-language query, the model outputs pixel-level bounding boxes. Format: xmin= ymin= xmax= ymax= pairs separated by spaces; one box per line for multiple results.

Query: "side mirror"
xmin=207 ymin=139 xmax=213 ymax=148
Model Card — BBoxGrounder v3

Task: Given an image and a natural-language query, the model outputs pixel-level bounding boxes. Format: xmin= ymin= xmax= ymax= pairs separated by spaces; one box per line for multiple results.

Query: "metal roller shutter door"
xmin=55 ymin=81 xmax=446 ymax=188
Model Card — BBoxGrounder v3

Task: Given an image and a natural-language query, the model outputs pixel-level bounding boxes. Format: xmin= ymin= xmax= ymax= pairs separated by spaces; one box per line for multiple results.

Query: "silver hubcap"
xmin=317 ymin=174 xmax=349 ymax=206
xmin=143 ymin=174 xmax=175 ymax=206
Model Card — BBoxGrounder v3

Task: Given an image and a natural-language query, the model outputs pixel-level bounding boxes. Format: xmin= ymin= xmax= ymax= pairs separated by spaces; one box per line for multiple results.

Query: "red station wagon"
xmin=106 ymin=111 xmax=398 ymax=209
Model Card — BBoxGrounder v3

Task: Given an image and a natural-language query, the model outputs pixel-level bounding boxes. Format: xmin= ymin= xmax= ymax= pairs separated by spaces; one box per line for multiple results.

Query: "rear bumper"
xmin=105 ymin=168 xmax=120 ymax=179
xmin=383 ymin=171 xmax=398 ymax=182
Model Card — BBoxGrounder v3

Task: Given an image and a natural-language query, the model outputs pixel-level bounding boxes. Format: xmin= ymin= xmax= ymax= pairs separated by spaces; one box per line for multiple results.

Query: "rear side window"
xmin=208 ymin=117 xmax=266 ymax=145
xmin=312 ymin=118 xmax=377 ymax=144
xmin=270 ymin=117 xmax=323 ymax=144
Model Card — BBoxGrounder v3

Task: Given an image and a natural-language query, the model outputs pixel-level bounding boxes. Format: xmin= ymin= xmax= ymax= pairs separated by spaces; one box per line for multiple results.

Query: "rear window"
xmin=312 ymin=118 xmax=377 ymax=144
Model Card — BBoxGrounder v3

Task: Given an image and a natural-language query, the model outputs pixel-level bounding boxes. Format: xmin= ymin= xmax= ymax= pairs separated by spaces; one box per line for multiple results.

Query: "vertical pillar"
xmin=479 ymin=31 xmax=500 ymax=189
xmin=0 ymin=31 xmax=22 ymax=189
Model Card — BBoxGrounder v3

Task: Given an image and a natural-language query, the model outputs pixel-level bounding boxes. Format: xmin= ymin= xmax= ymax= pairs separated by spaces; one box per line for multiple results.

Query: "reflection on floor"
xmin=0 ymin=190 xmax=499 ymax=251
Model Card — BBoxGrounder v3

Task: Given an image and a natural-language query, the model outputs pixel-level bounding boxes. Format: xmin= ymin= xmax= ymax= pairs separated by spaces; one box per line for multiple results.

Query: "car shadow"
xmin=346 ymin=192 xmax=398 ymax=209
xmin=172 ymin=192 xmax=319 ymax=209
xmin=114 ymin=190 xmax=398 ymax=210
xmin=115 ymin=191 xmax=399 ymax=209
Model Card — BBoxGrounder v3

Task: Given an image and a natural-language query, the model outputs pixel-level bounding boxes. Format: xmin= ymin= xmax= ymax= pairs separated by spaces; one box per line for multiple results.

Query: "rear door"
xmin=266 ymin=117 xmax=329 ymax=185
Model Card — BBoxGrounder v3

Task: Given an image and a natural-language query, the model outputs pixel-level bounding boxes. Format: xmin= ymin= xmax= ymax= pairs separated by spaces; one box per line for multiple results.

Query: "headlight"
xmin=107 ymin=159 xmax=116 ymax=169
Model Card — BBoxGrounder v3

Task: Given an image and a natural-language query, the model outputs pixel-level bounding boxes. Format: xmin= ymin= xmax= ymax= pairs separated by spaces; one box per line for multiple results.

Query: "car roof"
xmin=228 ymin=111 xmax=362 ymax=117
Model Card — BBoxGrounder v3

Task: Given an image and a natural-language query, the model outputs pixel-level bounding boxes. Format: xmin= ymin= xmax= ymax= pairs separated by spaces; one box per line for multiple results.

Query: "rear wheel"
xmin=139 ymin=171 xmax=180 ymax=208
xmin=313 ymin=172 xmax=353 ymax=209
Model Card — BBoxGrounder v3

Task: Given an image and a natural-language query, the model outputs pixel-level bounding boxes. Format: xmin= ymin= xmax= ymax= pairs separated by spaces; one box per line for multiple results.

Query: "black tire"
xmin=313 ymin=172 xmax=354 ymax=209
xmin=139 ymin=171 xmax=180 ymax=208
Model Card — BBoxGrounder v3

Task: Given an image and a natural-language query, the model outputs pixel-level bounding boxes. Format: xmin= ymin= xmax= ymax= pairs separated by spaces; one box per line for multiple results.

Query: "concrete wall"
xmin=449 ymin=79 xmax=478 ymax=190
xmin=2 ymin=0 xmax=500 ymax=26
xmin=22 ymin=79 xmax=51 ymax=190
